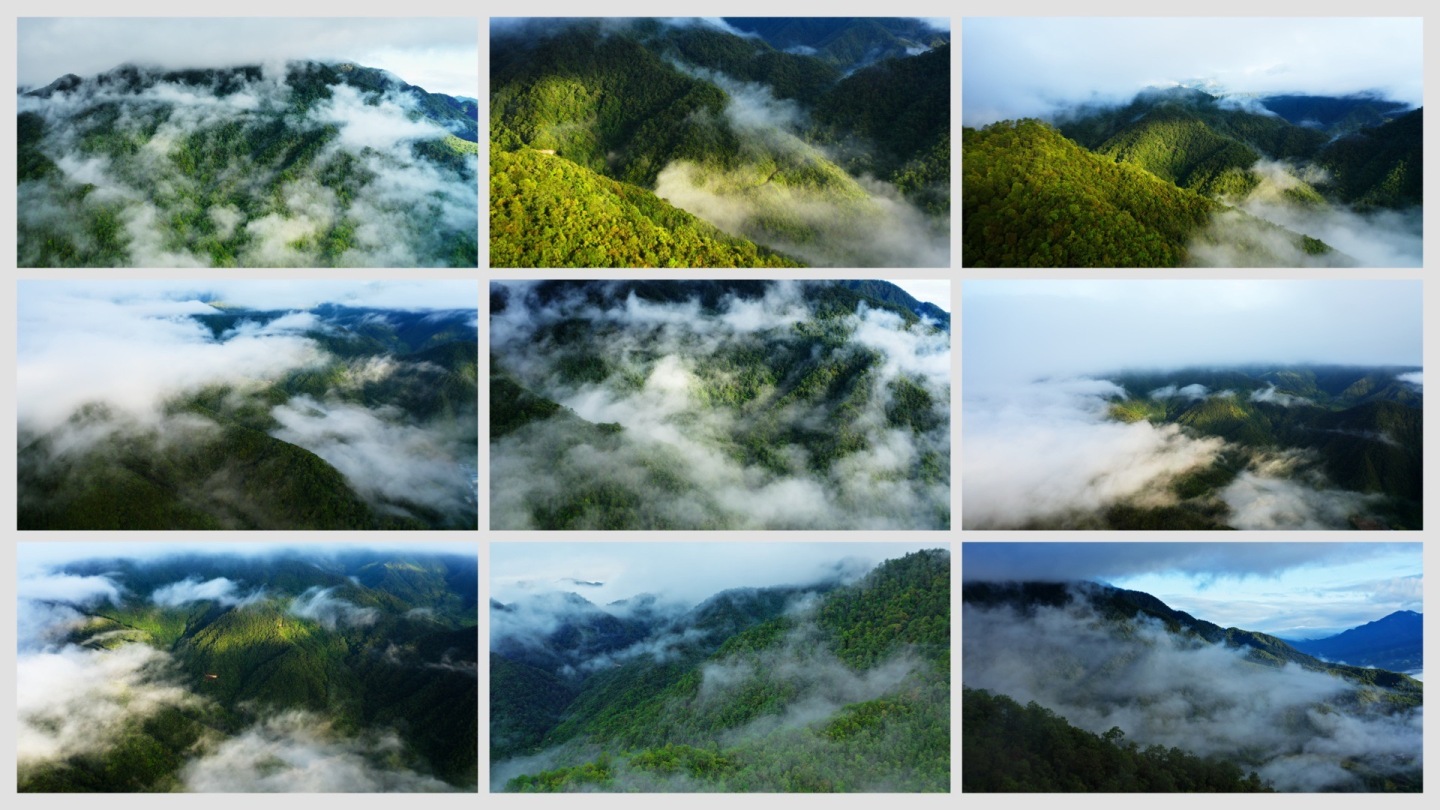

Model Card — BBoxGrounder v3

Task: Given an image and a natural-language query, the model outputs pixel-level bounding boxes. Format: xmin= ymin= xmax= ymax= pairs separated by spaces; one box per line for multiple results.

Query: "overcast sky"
xmin=963 ymin=542 xmax=1421 ymax=639
xmin=964 ymin=280 xmax=1421 ymax=386
xmin=19 ymin=541 xmax=477 ymax=578
xmin=18 ymin=18 xmax=479 ymax=97
xmin=19 ymin=279 xmax=478 ymax=315
xmin=491 ymin=542 xmax=945 ymax=607
xmin=963 ymin=17 xmax=1423 ymax=126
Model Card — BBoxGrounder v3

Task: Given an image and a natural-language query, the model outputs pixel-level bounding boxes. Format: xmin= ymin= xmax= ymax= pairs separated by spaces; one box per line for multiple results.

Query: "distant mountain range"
xmin=1287 ymin=610 xmax=1422 ymax=673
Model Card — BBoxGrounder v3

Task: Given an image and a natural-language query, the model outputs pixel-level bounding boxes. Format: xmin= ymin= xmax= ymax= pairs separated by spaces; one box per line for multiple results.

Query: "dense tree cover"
xmin=20 ymin=551 xmax=478 ymax=792
xmin=493 ymin=550 xmax=950 ymax=792
xmin=812 ymin=45 xmax=950 ymax=209
xmin=1261 ymin=94 xmax=1412 ymax=135
xmin=18 ymin=62 xmax=477 ymax=268
xmin=966 ymin=88 xmax=1420 ymax=267
xmin=964 ymin=688 xmax=1272 ymax=792
xmin=963 ymin=119 xmax=1342 ymax=267
xmin=490 ymin=146 xmax=800 ymax=267
xmin=19 ymin=307 xmax=478 ymax=530
xmin=490 ymin=280 xmax=949 ymax=530
xmin=1317 ymin=109 xmax=1423 ymax=208
xmin=1097 ymin=366 xmax=1422 ymax=529
xmin=490 ymin=18 xmax=949 ymax=267
xmin=723 ymin=17 xmax=949 ymax=69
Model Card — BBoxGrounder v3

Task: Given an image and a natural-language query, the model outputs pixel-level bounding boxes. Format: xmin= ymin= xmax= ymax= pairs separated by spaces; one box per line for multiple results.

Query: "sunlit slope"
xmin=962 ymin=120 xmax=1343 ymax=267
xmin=490 ymin=147 xmax=801 ymax=267
xmin=21 ymin=551 xmax=478 ymax=792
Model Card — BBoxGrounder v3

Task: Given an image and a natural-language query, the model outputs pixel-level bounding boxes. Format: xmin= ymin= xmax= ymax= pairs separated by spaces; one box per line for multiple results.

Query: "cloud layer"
xmin=963 ymin=597 xmax=1421 ymax=791
xmin=491 ymin=282 xmax=949 ymax=530
xmin=963 ymin=18 xmax=1421 ymax=126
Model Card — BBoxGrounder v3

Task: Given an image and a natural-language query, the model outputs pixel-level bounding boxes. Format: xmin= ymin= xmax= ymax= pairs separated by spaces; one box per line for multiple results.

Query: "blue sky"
xmin=963 ymin=542 xmax=1421 ymax=639
xmin=963 ymin=17 xmax=1422 ymax=127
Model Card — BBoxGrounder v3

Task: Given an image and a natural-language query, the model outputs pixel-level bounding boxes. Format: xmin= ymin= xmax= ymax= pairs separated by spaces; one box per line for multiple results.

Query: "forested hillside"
xmin=19 ymin=548 xmax=478 ymax=792
xmin=490 ymin=18 xmax=950 ymax=267
xmin=18 ymin=61 xmax=478 ymax=267
xmin=19 ymin=291 xmax=479 ymax=530
xmin=1094 ymin=366 xmax=1422 ymax=530
xmin=963 ymin=580 xmax=1422 ymax=792
xmin=963 ymin=87 xmax=1421 ymax=267
xmin=490 ymin=280 xmax=950 ymax=530
xmin=492 ymin=549 xmax=950 ymax=792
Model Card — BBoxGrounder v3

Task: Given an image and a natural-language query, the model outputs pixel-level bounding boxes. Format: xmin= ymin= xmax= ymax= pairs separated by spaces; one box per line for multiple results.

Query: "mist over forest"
xmin=491 ymin=280 xmax=949 ymax=530
xmin=490 ymin=17 xmax=950 ymax=267
xmin=491 ymin=545 xmax=949 ymax=792
xmin=963 ymin=281 xmax=1422 ymax=530
xmin=18 ymin=18 xmax=478 ymax=267
xmin=962 ymin=543 xmax=1423 ymax=793
xmin=18 ymin=544 xmax=478 ymax=792
xmin=962 ymin=18 xmax=1422 ymax=268
xmin=18 ymin=282 xmax=478 ymax=530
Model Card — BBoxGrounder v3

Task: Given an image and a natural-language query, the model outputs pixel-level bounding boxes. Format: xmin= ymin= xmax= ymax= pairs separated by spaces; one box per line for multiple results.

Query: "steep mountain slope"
xmin=490 ymin=280 xmax=950 ymax=530
xmin=964 ymin=88 xmax=1420 ymax=267
xmin=962 ymin=580 xmax=1422 ymax=792
xmin=492 ymin=549 xmax=950 ymax=792
xmin=490 ymin=146 xmax=799 ymax=267
xmin=19 ymin=549 xmax=478 ymax=792
xmin=19 ymin=303 xmax=478 ymax=530
xmin=963 ymin=120 xmax=1340 ymax=267
xmin=18 ymin=62 xmax=478 ymax=267
xmin=1316 ymin=109 xmax=1423 ymax=208
xmin=490 ymin=18 xmax=948 ymax=268
xmin=1288 ymin=610 xmax=1422 ymax=673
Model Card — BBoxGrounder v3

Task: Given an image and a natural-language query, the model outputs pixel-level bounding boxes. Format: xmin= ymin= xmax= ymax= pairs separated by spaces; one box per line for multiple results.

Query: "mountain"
xmin=1260 ymin=94 xmax=1412 ymax=135
xmin=18 ymin=301 xmax=479 ymax=530
xmin=963 ymin=580 xmax=1422 ymax=792
xmin=19 ymin=548 xmax=478 ymax=792
xmin=491 ymin=549 xmax=951 ymax=792
xmin=963 ymin=119 xmax=1342 ymax=267
xmin=490 ymin=279 xmax=950 ymax=530
xmin=1288 ymin=610 xmax=1422 ymax=673
xmin=963 ymin=88 xmax=1421 ymax=267
xmin=490 ymin=18 xmax=949 ymax=267
xmin=1095 ymin=365 xmax=1422 ymax=530
xmin=722 ymin=17 xmax=949 ymax=71
xmin=18 ymin=61 xmax=478 ymax=267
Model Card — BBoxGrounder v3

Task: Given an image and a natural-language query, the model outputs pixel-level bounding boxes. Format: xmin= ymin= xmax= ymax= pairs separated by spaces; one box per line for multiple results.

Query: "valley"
xmin=962 ymin=542 xmax=1423 ymax=792
xmin=963 ymin=18 xmax=1421 ymax=267
xmin=491 ymin=545 xmax=950 ymax=792
xmin=18 ymin=545 xmax=479 ymax=792
xmin=18 ymin=282 xmax=479 ymax=530
xmin=490 ymin=17 xmax=950 ymax=267
xmin=491 ymin=279 xmax=950 ymax=530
